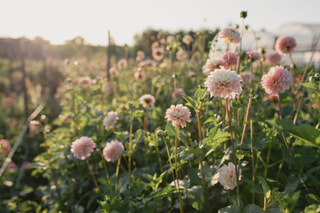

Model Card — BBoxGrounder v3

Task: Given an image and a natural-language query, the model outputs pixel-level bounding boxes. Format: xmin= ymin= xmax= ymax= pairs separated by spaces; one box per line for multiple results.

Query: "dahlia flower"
xmin=266 ymin=52 xmax=282 ymax=65
xmin=103 ymin=140 xmax=124 ymax=163
xmin=136 ymin=50 xmax=145 ymax=61
xmin=182 ymin=34 xmax=194 ymax=45
xmin=0 ymin=139 xmax=11 ymax=154
xmin=202 ymin=58 xmax=221 ymax=74
xmin=117 ymin=59 xmax=128 ymax=69
xmin=275 ymin=35 xmax=296 ymax=55
xmin=176 ymin=49 xmax=188 ymax=61
xmin=134 ymin=70 xmax=144 ymax=80
xmin=240 ymin=72 xmax=254 ymax=86
xmin=246 ymin=50 xmax=261 ymax=60
xmin=71 ymin=136 xmax=96 ymax=160
xmin=220 ymin=52 xmax=238 ymax=69
xmin=78 ymin=76 xmax=93 ymax=88
xmin=165 ymin=104 xmax=191 ymax=128
xmin=103 ymin=111 xmax=119 ymax=130
xmin=172 ymin=88 xmax=186 ymax=102
xmin=152 ymin=48 xmax=165 ymax=61
xmin=139 ymin=94 xmax=156 ymax=108
xmin=204 ymin=69 xmax=242 ymax=99
xmin=261 ymin=66 xmax=293 ymax=95
xmin=218 ymin=162 xmax=241 ymax=190
xmin=219 ymin=27 xmax=241 ymax=44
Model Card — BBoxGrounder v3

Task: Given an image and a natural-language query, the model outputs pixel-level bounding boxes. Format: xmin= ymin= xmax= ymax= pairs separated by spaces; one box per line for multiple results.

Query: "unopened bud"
xmin=240 ymin=11 xmax=247 ymax=19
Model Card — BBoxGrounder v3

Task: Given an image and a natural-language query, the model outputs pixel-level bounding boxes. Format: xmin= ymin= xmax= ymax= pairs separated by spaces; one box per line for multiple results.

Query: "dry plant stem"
xmin=196 ymin=102 xmax=209 ymax=212
xmin=240 ymin=98 xmax=252 ymax=148
xmin=115 ymin=157 xmax=121 ymax=192
xmin=144 ymin=109 xmax=148 ymax=132
xmin=175 ymin=126 xmax=184 ymax=213
xmin=250 ymin=119 xmax=255 ymax=203
xmin=163 ymin=136 xmax=177 ymax=188
xmin=225 ymin=98 xmax=241 ymax=213
xmin=86 ymin=159 xmax=101 ymax=194
xmin=155 ymin=139 xmax=163 ymax=173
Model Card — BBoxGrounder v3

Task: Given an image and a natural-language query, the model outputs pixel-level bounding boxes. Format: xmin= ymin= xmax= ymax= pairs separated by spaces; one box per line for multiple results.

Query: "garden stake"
xmin=115 ymin=157 xmax=121 ymax=193
xmin=86 ymin=158 xmax=101 ymax=195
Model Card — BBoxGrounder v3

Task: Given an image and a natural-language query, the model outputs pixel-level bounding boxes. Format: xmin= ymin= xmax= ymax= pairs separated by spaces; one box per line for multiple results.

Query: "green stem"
xmin=250 ymin=119 xmax=255 ymax=203
xmin=101 ymin=153 xmax=112 ymax=194
xmin=86 ymin=158 xmax=101 ymax=195
xmin=240 ymin=98 xmax=252 ymax=148
xmin=175 ymin=126 xmax=184 ymax=213
xmin=128 ymin=114 xmax=133 ymax=196
xmin=196 ymin=102 xmax=209 ymax=212
xmin=225 ymin=98 xmax=241 ymax=213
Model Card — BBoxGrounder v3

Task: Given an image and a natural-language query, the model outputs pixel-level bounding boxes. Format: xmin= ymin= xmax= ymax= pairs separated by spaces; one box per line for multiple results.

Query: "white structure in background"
xmin=274 ymin=23 xmax=320 ymax=69
xmin=210 ymin=23 xmax=320 ymax=70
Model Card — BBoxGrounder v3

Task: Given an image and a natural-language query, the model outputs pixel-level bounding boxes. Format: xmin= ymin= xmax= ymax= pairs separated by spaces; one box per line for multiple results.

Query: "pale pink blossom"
xmin=218 ymin=162 xmax=241 ymax=190
xmin=103 ymin=140 xmax=124 ymax=162
xmin=246 ymin=50 xmax=261 ymax=60
xmin=172 ymin=88 xmax=186 ymax=102
xmin=240 ymin=72 xmax=254 ymax=86
xmin=136 ymin=50 xmax=145 ymax=61
xmin=78 ymin=76 xmax=93 ymax=88
xmin=204 ymin=69 xmax=242 ymax=99
xmin=0 ymin=139 xmax=11 ymax=154
xmin=152 ymin=48 xmax=165 ymax=61
xmin=139 ymin=94 xmax=156 ymax=108
xmin=138 ymin=59 xmax=155 ymax=68
xmin=202 ymin=58 xmax=221 ymax=74
xmin=182 ymin=34 xmax=194 ymax=45
xmin=71 ymin=136 xmax=96 ymax=160
xmin=6 ymin=162 xmax=17 ymax=171
xmin=166 ymin=35 xmax=176 ymax=44
xmin=134 ymin=70 xmax=144 ymax=80
xmin=266 ymin=53 xmax=282 ymax=65
xmin=176 ymin=49 xmax=188 ymax=61
xmin=117 ymin=59 xmax=128 ymax=69
xmin=219 ymin=27 xmax=241 ymax=44
xmin=261 ymin=66 xmax=293 ymax=95
xmin=103 ymin=111 xmax=119 ymax=130
xmin=275 ymin=36 xmax=296 ymax=55
xmin=220 ymin=52 xmax=238 ymax=69
xmin=165 ymin=104 xmax=191 ymax=128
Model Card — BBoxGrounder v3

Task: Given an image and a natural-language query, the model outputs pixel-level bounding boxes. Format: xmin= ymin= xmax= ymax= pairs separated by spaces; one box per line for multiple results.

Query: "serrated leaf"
xmin=300 ymin=82 xmax=320 ymax=94
xmin=181 ymin=94 xmax=197 ymax=109
xmin=266 ymin=119 xmax=320 ymax=149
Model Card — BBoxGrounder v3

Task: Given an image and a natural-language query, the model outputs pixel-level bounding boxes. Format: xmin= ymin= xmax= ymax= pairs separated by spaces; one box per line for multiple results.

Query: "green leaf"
xmin=300 ymin=82 xmax=320 ymax=94
xmin=266 ymin=119 xmax=320 ymax=149
xmin=257 ymin=176 xmax=270 ymax=199
xmin=307 ymin=193 xmax=320 ymax=203
xmin=243 ymin=204 xmax=265 ymax=213
xmin=218 ymin=205 xmax=239 ymax=213
xmin=181 ymin=94 xmax=197 ymax=109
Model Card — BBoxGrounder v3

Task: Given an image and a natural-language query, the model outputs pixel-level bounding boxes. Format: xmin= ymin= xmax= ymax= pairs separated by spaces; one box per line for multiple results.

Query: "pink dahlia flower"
xmin=172 ymin=88 xmax=186 ymax=102
xmin=204 ymin=69 xmax=242 ymax=99
xmin=78 ymin=76 xmax=93 ymax=88
xmin=240 ymin=72 xmax=254 ymax=86
xmin=71 ymin=136 xmax=96 ymax=160
xmin=136 ymin=50 xmax=145 ymax=61
xmin=275 ymin=35 xmax=296 ymax=55
xmin=0 ymin=139 xmax=11 ymax=154
xmin=176 ymin=49 xmax=188 ymax=61
xmin=220 ymin=52 xmax=238 ymax=69
xmin=219 ymin=27 xmax=241 ymax=44
xmin=139 ymin=94 xmax=156 ymax=108
xmin=266 ymin=52 xmax=282 ymax=65
xmin=165 ymin=104 xmax=191 ymax=128
xmin=103 ymin=111 xmax=119 ymax=130
xmin=246 ymin=50 xmax=261 ymax=60
xmin=182 ymin=34 xmax=194 ymax=45
xmin=261 ymin=66 xmax=293 ymax=95
xmin=152 ymin=48 xmax=165 ymax=61
xmin=218 ymin=162 xmax=241 ymax=190
xmin=117 ymin=59 xmax=128 ymax=69
xmin=134 ymin=70 xmax=144 ymax=80
xmin=202 ymin=58 xmax=221 ymax=74
xmin=103 ymin=140 xmax=124 ymax=162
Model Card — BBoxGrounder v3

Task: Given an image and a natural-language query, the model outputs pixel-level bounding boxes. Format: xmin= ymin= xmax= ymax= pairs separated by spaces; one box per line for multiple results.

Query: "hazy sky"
xmin=1 ymin=0 xmax=320 ymax=45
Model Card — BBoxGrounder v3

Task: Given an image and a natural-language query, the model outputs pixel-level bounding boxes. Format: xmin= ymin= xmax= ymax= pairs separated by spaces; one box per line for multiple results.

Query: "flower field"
xmin=1 ymin=12 xmax=320 ymax=213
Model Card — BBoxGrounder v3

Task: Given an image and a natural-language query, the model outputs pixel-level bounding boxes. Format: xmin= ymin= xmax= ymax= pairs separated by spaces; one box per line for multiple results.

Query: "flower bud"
xmin=240 ymin=11 xmax=247 ymax=19
xmin=157 ymin=130 xmax=165 ymax=137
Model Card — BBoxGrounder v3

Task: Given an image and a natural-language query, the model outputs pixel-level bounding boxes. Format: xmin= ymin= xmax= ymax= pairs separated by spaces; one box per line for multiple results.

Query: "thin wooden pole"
xmin=20 ymin=38 xmax=29 ymax=120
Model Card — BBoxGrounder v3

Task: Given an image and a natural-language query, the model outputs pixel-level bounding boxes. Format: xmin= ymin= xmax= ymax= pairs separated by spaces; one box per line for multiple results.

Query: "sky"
xmin=1 ymin=0 xmax=320 ymax=46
